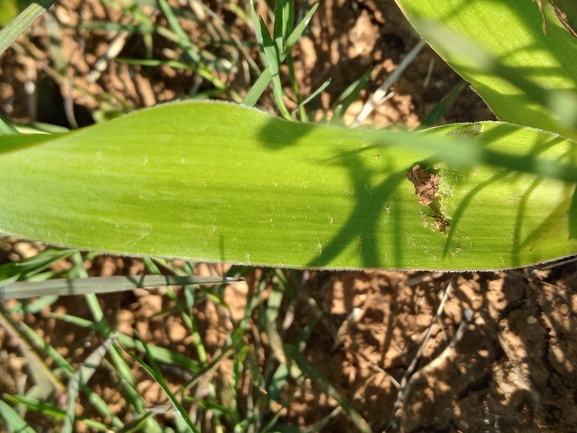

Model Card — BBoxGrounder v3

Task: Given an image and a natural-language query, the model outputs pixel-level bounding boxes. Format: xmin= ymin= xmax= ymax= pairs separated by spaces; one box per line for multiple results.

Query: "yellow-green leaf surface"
xmin=395 ymin=0 xmax=577 ymax=139
xmin=1 ymin=101 xmax=576 ymax=270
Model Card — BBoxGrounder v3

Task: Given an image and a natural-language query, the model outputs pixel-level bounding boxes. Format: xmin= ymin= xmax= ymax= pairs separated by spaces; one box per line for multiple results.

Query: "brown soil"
xmin=1 ymin=0 xmax=576 ymax=432
xmin=302 ymin=268 xmax=577 ymax=432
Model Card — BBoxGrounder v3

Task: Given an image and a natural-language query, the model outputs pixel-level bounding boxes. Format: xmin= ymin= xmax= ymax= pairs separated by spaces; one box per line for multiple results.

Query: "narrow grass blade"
xmin=242 ymin=68 xmax=272 ymax=106
xmin=0 ymin=0 xmax=58 ymax=56
xmin=283 ymin=3 xmax=319 ymax=57
xmin=156 ymin=0 xmax=234 ymax=98
xmin=157 ymin=0 xmax=200 ymax=63
xmin=73 ymin=21 xmax=157 ymax=33
xmin=0 ymin=400 xmax=35 ymax=433
xmin=182 ymin=345 xmax=234 ymax=396
xmin=0 ymin=309 xmax=65 ymax=400
xmin=243 ymin=2 xmax=319 ymax=107
xmin=272 ymin=0 xmax=286 ymax=54
xmin=419 ymin=80 xmax=467 ymax=129
xmin=0 ymin=275 xmax=236 ymax=300
xmin=0 ymin=248 xmax=76 ymax=282
xmin=259 ymin=17 xmax=291 ymax=120
xmin=195 ymin=400 xmax=235 ymax=417
xmin=65 ymin=252 xmax=162 ymax=432
xmin=47 ymin=310 xmax=203 ymax=372
xmin=12 ymin=319 xmax=124 ymax=428
xmin=118 ymin=413 xmax=154 ymax=433
xmin=261 ymin=380 xmax=304 ymax=432
xmin=143 ymin=257 xmax=208 ymax=364
xmin=294 ymin=315 xmax=319 ymax=353
xmin=300 ymin=78 xmax=331 ymax=107
xmin=330 ymin=67 xmax=373 ymax=125
xmin=181 ymin=285 xmax=208 ymax=364
xmin=121 ymin=339 xmax=201 ymax=433
xmin=2 ymin=395 xmax=110 ymax=431
xmin=121 ymin=334 xmax=202 ymax=373
xmin=284 ymin=344 xmax=371 ymax=433
xmin=264 ymin=283 xmax=286 ymax=363
xmin=10 ymin=295 xmax=59 ymax=315
xmin=63 ymin=334 xmax=118 ymax=433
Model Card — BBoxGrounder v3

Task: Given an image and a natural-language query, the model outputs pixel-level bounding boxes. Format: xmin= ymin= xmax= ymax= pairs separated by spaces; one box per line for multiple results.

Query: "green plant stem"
xmin=0 ymin=0 xmax=57 ymax=56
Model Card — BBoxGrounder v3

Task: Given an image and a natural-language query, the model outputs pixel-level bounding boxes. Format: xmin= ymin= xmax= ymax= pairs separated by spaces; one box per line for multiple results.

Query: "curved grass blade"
xmin=330 ymin=66 xmax=373 ymax=125
xmin=63 ymin=334 xmax=118 ymax=433
xmin=418 ymin=80 xmax=467 ymax=129
xmin=2 ymin=395 xmax=110 ymax=432
xmin=284 ymin=344 xmax=371 ymax=433
xmin=259 ymin=17 xmax=291 ymax=120
xmin=118 ymin=412 xmax=154 ymax=433
xmin=0 ymin=248 xmax=77 ymax=283
xmin=0 ymin=400 xmax=35 ymax=433
xmin=300 ymin=78 xmax=331 ymax=107
xmin=12 ymin=319 xmax=124 ymax=429
xmin=121 ymin=339 xmax=201 ymax=433
xmin=0 ymin=308 xmax=65 ymax=400
xmin=0 ymin=0 xmax=58 ymax=56
xmin=47 ymin=310 xmax=204 ymax=372
xmin=1 ymin=101 xmax=577 ymax=270
xmin=0 ymin=275 xmax=238 ymax=300
xmin=242 ymin=3 xmax=319 ymax=107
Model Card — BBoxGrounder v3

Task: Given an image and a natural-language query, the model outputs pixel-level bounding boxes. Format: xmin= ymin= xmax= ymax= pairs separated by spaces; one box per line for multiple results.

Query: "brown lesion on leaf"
xmin=537 ymin=0 xmax=577 ymax=38
xmin=433 ymin=213 xmax=451 ymax=233
xmin=407 ymin=164 xmax=451 ymax=233
xmin=406 ymin=164 xmax=439 ymax=206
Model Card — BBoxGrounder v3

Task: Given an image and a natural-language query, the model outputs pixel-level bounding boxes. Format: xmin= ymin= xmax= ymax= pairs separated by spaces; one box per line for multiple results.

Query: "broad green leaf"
xmin=0 ymin=0 xmax=20 ymax=27
xmin=0 ymin=132 xmax=58 ymax=155
xmin=394 ymin=0 xmax=577 ymax=138
xmin=1 ymin=101 xmax=577 ymax=270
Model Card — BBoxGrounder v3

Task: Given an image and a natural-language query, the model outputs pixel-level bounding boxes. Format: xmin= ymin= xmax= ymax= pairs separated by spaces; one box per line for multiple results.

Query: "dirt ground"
xmin=1 ymin=0 xmax=577 ymax=432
